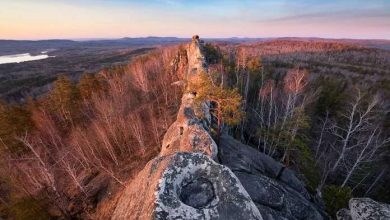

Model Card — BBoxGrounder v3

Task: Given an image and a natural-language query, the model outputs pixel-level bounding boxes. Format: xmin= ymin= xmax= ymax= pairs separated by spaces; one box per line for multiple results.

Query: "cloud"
xmin=265 ymin=9 xmax=390 ymax=23
xmin=1 ymin=0 xmax=389 ymax=39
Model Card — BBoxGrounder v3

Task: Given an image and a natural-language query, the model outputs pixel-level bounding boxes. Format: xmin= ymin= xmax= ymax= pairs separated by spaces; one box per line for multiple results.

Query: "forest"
xmin=203 ymin=41 xmax=390 ymax=217
xmin=0 ymin=40 xmax=389 ymax=219
xmin=0 ymin=46 xmax=184 ymax=219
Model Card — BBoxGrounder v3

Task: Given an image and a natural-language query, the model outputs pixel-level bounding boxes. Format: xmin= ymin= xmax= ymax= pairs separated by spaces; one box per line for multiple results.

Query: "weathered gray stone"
xmin=219 ymin=134 xmax=327 ymax=220
xmin=112 ymin=153 xmax=263 ymax=220
xmin=219 ymin=135 xmax=310 ymax=198
xmin=338 ymin=198 xmax=390 ymax=220
xmin=179 ymin=177 xmax=215 ymax=208
xmin=256 ymin=203 xmax=293 ymax=220
xmin=234 ymin=172 xmax=285 ymax=210
xmin=155 ymin=153 xmax=262 ymax=220
xmin=337 ymin=208 xmax=352 ymax=220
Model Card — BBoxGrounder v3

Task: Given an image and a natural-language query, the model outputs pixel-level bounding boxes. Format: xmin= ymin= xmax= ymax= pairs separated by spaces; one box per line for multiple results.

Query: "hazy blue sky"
xmin=1 ymin=0 xmax=389 ymax=39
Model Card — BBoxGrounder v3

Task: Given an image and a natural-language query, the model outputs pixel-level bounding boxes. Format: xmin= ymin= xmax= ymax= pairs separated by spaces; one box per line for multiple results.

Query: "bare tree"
xmin=329 ymin=89 xmax=381 ymax=172
xmin=314 ymin=88 xmax=389 ymax=190
xmin=340 ymin=127 xmax=389 ymax=187
xmin=315 ymin=111 xmax=330 ymax=160
xmin=129 ymin=113 xmax=146 ymax=153
xmin=253 ymin=68 xmax=313 ymax=164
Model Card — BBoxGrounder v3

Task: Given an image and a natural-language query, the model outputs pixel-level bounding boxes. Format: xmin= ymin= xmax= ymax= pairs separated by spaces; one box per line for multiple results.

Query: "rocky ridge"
xmin=111 ymin=36 xmax=327 ymax=219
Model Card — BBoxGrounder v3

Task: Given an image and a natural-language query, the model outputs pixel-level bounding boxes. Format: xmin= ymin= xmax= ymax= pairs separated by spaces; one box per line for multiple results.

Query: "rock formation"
xmin=112 ymin=36 xmax=328 ymax=219
xmin=219 ymin=135 xmax=327 ymax=220
xmin=160 ymin=93 xmax=217 ymax=159
xmin=337 ymin=198 xmax=390 ymax=220
xmin=112 ymin=152 xmax=262 ymax=220
xmin=186 ymin=35 xmax=207 ymax=81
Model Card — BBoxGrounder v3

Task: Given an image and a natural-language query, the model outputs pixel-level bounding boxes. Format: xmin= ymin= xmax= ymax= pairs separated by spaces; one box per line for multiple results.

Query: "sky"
xmin=0 ymin=0 xmax=389 ymax=40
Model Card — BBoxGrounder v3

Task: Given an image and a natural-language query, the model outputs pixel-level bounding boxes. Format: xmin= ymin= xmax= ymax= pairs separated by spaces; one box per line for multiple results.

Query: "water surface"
xmin=0 ymin=52 xmax=54 ymax=64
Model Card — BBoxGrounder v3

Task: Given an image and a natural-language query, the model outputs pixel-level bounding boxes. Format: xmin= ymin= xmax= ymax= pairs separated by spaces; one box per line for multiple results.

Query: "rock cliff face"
xmin=112 ymin=36 xmax=327 ymax=219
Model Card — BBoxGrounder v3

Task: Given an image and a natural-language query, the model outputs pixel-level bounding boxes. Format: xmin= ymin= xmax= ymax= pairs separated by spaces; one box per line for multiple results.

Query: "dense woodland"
xmin=0 ymin=40 xmax=389 ymax=219
xmin=203 ymin=41 xmax=390 ymax=217
xmin=0 ymin=46 xmax=183 ymax=219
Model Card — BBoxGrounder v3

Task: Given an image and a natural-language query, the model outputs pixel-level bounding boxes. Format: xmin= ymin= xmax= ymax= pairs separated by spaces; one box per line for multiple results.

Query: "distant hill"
xmin=272 ymin=37 xmax=390 ymax=50
xmin=0 ymin=39 xmax=77 ymax=56
xmin=2 ymin=37 xmax=389 ymax=56
xmin=80 ymin=37 xmax=189 ymax=47
xmin=0 ymin=37 xmax=188 ymax=56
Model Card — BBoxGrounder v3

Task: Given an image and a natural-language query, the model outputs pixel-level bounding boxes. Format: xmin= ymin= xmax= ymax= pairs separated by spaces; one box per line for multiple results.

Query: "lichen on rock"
xmin=112 ymin=152 xmax=263 ymax=220
xmin=155 ymin=153 xmax=262 ymax=220
xmin=337 ymin=198 xmax=390 ymax=220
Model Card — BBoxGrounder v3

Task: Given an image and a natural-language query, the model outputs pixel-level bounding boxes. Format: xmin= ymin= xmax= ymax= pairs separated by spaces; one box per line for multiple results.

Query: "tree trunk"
xmin=365 ymin=168 xmax=386 ymax=196
xmin=217 ymin=110 xmax=222 ymax=145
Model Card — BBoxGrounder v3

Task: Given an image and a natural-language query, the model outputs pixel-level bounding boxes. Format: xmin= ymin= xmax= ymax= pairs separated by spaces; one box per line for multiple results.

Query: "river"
xmin=0 ymin=51 xmax=54 ymax=64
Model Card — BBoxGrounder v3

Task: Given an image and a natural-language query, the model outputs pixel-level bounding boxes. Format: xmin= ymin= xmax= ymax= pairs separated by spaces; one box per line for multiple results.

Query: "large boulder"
xmin=337 ymin=198 xmax=390 ymax=220
xmin=112 ymin=152 xmax=262 ymax=220
xmin=219 ymin=134 xmax=327 ymax=220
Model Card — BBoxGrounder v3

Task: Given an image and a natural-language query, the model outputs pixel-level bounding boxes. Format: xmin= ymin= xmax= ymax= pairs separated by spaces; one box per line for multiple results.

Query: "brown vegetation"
xmin=1 ymin=39 xmax=389 ymax=218
xmin=204 ymin=41 xmax=389 ymax=208
xmin=0 ymin=46 xmax=183 ymax=219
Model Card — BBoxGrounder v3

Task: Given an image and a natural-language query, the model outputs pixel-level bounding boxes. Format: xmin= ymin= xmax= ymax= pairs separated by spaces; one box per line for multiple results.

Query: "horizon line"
xmin=2 ymin=36 xmax=390 ymax=42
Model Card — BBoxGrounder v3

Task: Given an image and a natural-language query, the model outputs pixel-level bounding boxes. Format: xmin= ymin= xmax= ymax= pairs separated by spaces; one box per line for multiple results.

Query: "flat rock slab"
xmin=219 ymin=134 xmax=326 ymax=220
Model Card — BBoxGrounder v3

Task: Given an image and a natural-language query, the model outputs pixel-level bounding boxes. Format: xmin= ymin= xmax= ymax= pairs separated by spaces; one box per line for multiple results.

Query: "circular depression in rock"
xmin=179 ymin=177 xmax=215 ymax=209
